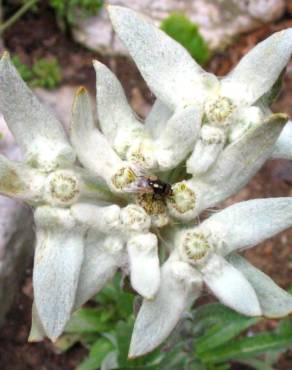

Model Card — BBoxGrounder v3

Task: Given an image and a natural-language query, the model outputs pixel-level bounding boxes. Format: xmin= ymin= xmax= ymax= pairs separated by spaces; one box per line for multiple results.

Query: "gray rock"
xmin=72 ymin=0 xmax=285 ymax=54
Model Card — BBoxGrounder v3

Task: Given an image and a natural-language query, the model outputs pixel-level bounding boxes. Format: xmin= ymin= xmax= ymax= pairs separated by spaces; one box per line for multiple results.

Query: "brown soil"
xmin=1 ymin=2 xmax=292 ymax=370
xmin=0 ymin=269 xmax=87 ymax=370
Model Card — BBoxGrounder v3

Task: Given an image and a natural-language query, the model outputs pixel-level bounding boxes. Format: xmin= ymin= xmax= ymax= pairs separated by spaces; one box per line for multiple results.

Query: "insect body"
xmin=146 ymin=177 xmax=172 ymax=197
xmin=136 ymin=176 xmax=173 ymax=199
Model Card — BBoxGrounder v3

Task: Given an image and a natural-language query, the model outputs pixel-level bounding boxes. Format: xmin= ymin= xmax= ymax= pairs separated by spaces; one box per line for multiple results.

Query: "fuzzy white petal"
xmin=108 ymin=6 xmax=215 ymax=109
xmin=94 ymin=60 xmax=143 ymax=155
xmin=70 ymin=87 xmax=124 ymax=185
xmin=271 ymin=120 xmax=292 ymax=160
xmin=0 ymin=53 xmax=75 ymax=170
xmin=0 ymin=154 xmax=44 ymax=202
xmin=155 ymin=105 xmax=201 ymax=170
xmin=201 ymin=197 xmax=292 ymax=255
xmin=127 ymin=233 xmax=160 ymax=299
xmin=33 ymin=206 xmax=85 ymax=341
xmin=192 ymin=113 xmax=287 ymax=215
xmin=202 ymin=254 xmax=261 ymax=316
xmin=129 ymin=257 xmax=202 ymax=358
xmin=187 ymin=125 xmax=225 ymax=175
xmin=145 ymin=99 xmax=172 ymax=139
xmin=227 ymin=254 xmax=292 ymax=318
xmin=74 ymin=232 xmax=121 ymax=308
xmin=221 ymin=29 xmax=292 ymax=106
xmin=71 ymin=203 xmax=121 ymax=231
xmin=229 ymin=106 xmax=265 ymax=143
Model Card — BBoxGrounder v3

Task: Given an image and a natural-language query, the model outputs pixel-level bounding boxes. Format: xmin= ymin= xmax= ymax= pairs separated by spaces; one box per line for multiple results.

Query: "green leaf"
xmin=77 ymin=337 xmax=114 ymax=370
xmin=236 ymin=358 xmax=275 ymax=370
xmin=116 ymin=320 xmax=133 ymax=367
xmin=158 ymin=343 xmax=189 ymax=370
xmin=200 ymin=320 xmax=292 ymax=363
xmin=160 ymin=13 xmax=210 ymax=65
xmin=111 ymin=367 xmax=160 ymax=370
xmin=65 ymin=308 xmax=113 ymax=334
xmin=193 ymin=303 xmax=261 ymax=348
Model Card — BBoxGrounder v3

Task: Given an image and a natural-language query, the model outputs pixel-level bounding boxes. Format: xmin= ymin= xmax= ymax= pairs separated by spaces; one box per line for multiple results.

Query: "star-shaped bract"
xmin=129 ymin=198 xmax=292 ymax=357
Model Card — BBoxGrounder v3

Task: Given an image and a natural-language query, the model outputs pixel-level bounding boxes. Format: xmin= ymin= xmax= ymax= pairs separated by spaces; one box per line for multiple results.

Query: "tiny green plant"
xmin=12 ymin=56 xmax=62 ymax=89
xmin=160 ymin=13 xmax=210 ymax=65
xmin=49 ymin=0 xmax=104 ymax=26
xmin=30 ymin=57 xmax=62 ymax=89
xmin=11 ymin=56 xmax=33 ymax=82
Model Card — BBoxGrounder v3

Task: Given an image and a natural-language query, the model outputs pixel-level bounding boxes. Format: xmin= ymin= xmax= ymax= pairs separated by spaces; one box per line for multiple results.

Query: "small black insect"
xmin=146 ymin=177 xmax=173 ymax=197
xmin=134 ymin=175 xmax=173 ymax=200
xmin=123 ymin=165 xmax=173 ymax=200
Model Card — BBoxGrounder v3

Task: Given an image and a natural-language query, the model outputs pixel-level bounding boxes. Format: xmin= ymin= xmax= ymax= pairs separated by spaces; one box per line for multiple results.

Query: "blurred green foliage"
xmin=49 ymin=0 xmax=104 ymax=26
xmin=11 ymin=55 xmax=34 ymax=81
xmin=12 ymin=56 xmax=62 ymax=89
xmin=161 ymin=13 xmax=210 ymax=66
xmin=1 ymin=0 xmax=103 ymax=34
xmin=56 ymin=275 xmax=292 ymax=370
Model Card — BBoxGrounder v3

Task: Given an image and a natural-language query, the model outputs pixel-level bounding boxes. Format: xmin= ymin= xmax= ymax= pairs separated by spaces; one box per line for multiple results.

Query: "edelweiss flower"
xmin=93 ymin=60 xmax=200 ymax=172
xmin=109 ymin=6 xmax=292 ymax=220
xmin=1 ymin=6 xmax=292 ymax=362
xmin=0 ymin=54 xmax=163 ymax=341
xmin=129 ymin=198 xmax=292 ymax=357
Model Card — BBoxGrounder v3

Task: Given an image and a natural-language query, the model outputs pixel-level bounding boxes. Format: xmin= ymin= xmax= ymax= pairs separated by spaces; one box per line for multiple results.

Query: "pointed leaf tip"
xmin=1 ymin=51 xmax=10 ymax=61
xmin=76 ymin=86 xmax=87 ymax=96
xmin=92 ymin=59 xmax=101 ymax=69
xmin=267 ymin=112 xmax=288 ymax=125
xmin=108 ymin=5 xmax=209 ymax=109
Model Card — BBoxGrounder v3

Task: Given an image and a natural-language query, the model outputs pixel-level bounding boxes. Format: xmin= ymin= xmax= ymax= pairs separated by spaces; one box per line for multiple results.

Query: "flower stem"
xmin=0 ymin=0 xmax=39 ymax=35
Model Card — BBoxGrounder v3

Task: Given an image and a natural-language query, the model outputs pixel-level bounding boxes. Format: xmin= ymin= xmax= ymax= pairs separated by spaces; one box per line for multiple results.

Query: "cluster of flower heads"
xmin=0 ymin=5 xmax=292 ymax=358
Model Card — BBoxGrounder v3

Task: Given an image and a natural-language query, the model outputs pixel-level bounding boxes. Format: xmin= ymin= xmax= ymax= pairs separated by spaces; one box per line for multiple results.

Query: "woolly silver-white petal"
xmin=227 ymin=254 xmax=292 ymax=318
xmin=108 ymin=6 xmax=217 ymax=109
xmin=74 ymin=231 xmax=122 ymax=308
xmin=168 ymin=113 xmax=287 ymax=221
xmin=155 ymin=105 xmax=201 ymax=170
xmin=201 ymin=254 xmax=261 ymax=316
xmin=221 ymin=28 xmax=292 ymax=106
xmin=33 ymin=206 xmax=85 ymax=341
xmin=127 ymin=233 xmax=160 ymax=299
xmin=187 ymin=125 xmax=225 ymax=175
xmin=145 ymin=99 xmax=172 ymax=139
xmin=201 ymin=197 xmax=292 ymax=255
xmin=70 ymin=87 xmax=129 ymax=190
xmin=272 ymin=120 xmax=292 ymax=160
xmin=229 ymin=106 xmax=265 ymax=142
xmin=0 ymin=154 xmax=44 ymax=202
xmin=94 ymin=60 xmax=143 ymax=156
xmin=190 ymin=113 xmax=287 ymax=217
xmin=71 ymin=203 xmax=121 ymax=231
xmin=0 ymin=53 xmax=75 ymax=171
xmin=129 ymin=256 xmax=202 ymax=358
